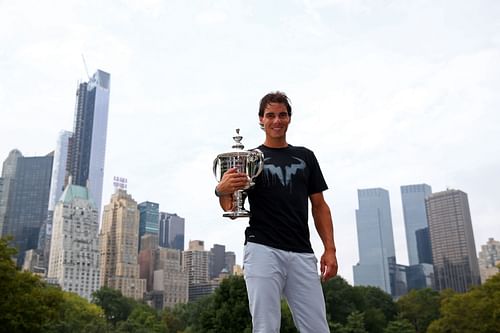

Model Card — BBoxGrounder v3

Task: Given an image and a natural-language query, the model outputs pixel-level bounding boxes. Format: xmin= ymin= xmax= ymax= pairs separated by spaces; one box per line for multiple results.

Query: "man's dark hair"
xmin=259 ymin=91 xmax=292 ymax=117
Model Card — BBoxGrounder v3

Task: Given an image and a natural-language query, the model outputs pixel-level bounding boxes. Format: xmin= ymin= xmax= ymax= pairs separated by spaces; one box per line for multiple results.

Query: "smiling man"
xmin=215 ymin=91 xmax=337 ymax=333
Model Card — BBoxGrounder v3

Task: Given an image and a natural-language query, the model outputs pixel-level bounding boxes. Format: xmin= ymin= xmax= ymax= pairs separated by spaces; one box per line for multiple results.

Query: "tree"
xmin=162 ymin=306 xmax=185 ymax=333
xmin=354 ymin=286 xmax=397 ymax=333
xmin=205 ymin=275 xmax=251 ymax=332
xmin=427 ymin=272 xmax=500 ymax=333
xmin=383 ymin=318 xmax=415 ymax=333
xmin=0 ymin=237 xmax=62 ymax=332
xmin=92 ymin=287 xmax=135 ymax=326
xmin=397 ymin=288 xmax=440 ymax=333
xmin=343 ymin=311 xmax=368 ymax=333
xmin=323 ymin=276 xmax=361 ymax=325
xmin=115 ymin=303 xmax=165 ymax=333
xmin=0 ymin=237 xmax=107 ymax=333
xmin=42 ymin=291 xmax=107 ymax=333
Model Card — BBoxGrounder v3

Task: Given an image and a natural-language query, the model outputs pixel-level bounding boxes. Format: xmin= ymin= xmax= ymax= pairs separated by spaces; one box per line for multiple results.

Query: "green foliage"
xmin=210 ymin=275 xmax=252 ymax=332
xmin=323 ymin=276 xmax=397 ymax=332
xmin=91 ymin=286 xmax=135 ymax=326
xmin=115 ymin=303 xmax=165 ymax=333
xmin=343 ymin=311 xmax=368 ymax=333
xmin=162 ymin=306 xmax=186 ymax=333
xmin=397 ymin=288 xmax=440 ymax=333
xmin=323 ymin=276 xmax=362 ymax=324
xmin=0 ymin=237 xmax=107 ymax=333
xmin=179 ymin=275 xmax=252 ymax=333
xmin=354 ymin=286 xmax=396 ymax=333
xmin=0 ymin=237 xmax=59 ymax=332
xmin=354 ymin=286 xmax=398 ymax=322
xmin=427 ymin=272 xmax=500 ymax=333
xmin=383 ymin=318 xmax=415 ymax=333
xmin=42 ymin=291 xmax=107 ymax=333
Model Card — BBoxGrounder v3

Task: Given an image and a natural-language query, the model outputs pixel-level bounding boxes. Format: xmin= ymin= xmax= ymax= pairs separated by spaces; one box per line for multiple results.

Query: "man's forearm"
xmin=218 ymin=195 xmax=233 ymax=211
xmin=312 ymin=204 xmax=336 ymax=252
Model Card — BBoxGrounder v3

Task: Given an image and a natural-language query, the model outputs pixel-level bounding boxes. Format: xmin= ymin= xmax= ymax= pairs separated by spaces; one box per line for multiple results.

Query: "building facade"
xmin=47 ymin=185 xmax=100 ymax=300
xmin=0 ymin=150 xmax=53 ymax=265
xmin=48 ymin=130 xmax=72 ymax=212
xmin=99 ymin=189 xmax=146 ymax=300
xmin=183 ymin=240 xmax=210 ymax=301
xmin=415 ymin=227 xmax=433 ymax=264
xmin=152 ymin=247 xmax=189 ymax=309
xmin=353 ymin=188 xmax=397 ymax=295
xmin=210 ymin=244 xmax=226 ymax=279
xmin=225 ymin=251 xmax=236 ymax=275
xmin=0 ymin=150 xmax=22 ymax=236
xmin=159 ymin=212 xmax=185 ymax=250
xmin=478 ymin=237 xmax=500 ymax=283
xmin=138 ymin=201 xmax=160 ymax=239
xmin=401 ymin=184 xmax=432 ymax=265
xmin=426 ymin=189 xmax=481 ymax=292
xmin=65 ymin=70 xmax=110 ymax=220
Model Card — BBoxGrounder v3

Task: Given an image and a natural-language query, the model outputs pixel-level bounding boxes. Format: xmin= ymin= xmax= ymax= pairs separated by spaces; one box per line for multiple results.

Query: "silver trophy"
xmin=213 ymin=129 xmax=264 ymax=218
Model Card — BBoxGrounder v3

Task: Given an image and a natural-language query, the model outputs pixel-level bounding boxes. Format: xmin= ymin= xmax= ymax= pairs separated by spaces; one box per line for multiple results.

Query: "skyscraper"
xmin=477 ymin=238 xmax=499 ymax=283
xmin=47 ymin=185 xmax=100 ymax=300
xmin=401 ymin=184 xmax=432 ymax=265
xmin=39 ymin=130 xmax=73 ymax=272
xmin=353 ymin=188 xmax=396 ymax=294
xmin=138 ymin=201 xmax=160 ymax=238
xmin=48 ymin=130 xmax=73 ymax=212
xmin=99 ymin=189 xmax=146 ymax=300
xmin=426 ymin=189 xmax=481 ymax=292
xmin=210 ymin=244 xmax=226 ymax=279
xmin=159 ymin=212 xmax=185 ymax=250
xmin=183 ymin=240 xmax=211 ymax=301
xmin=65 ymin=70 xmax=110 ymax=219
xmin=152 ymin=247 xmax=189 ymax=309
xmin=0 ymin=149 xmax=22 ymax=237
xmin=415 ymin=227 xmax=433 ymax=264
xmin=225 ymin=251 xmax=236 ymax=275
xmin=0 ymin=150 xmax=53 ymax=265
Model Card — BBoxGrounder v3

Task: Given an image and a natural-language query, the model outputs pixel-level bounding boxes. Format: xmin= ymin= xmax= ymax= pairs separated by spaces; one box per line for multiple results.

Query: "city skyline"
xmin=1 ymin=1 xmax=499 ymax=283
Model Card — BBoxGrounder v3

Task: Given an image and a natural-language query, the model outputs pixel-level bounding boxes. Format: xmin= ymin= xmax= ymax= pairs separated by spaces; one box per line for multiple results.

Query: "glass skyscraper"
xmin=209 ymin=244 xmax=226 ymax=279
xmin=0 ymin=150 xmax=53 ymax=265
xmin=65 ymin=70 xmax=110 ymax=219
xmin=159 ymin=212 xmax=185 ymax=251
xmin=401 ymin=184 xmax=432 ymax=265
xmin=353 ymin=188 xmax=396 ymax=294
xmin=48 ymin=130 xmax=72 ymax=211
xmin=139 ymin=201 xmax=160 ymax=238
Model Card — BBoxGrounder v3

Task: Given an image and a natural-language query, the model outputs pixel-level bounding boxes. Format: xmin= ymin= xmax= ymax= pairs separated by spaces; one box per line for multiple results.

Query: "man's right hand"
xmin=216 ymin=167 xmax=250 ymax=196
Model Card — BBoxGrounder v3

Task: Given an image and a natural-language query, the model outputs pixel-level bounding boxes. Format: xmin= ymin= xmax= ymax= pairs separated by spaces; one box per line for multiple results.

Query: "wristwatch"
xmin=215 ymin=187 xmax=224 ymax=197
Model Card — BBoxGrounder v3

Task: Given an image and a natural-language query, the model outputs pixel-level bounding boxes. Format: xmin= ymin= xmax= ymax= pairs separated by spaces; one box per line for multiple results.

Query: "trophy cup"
xmin=213 ymin=129 xmax=264 ymax=218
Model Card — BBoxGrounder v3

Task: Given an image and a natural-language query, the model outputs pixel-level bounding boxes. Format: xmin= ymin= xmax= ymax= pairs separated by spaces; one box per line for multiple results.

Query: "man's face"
xmin=260 ymin=102 xmax=290 ymax=140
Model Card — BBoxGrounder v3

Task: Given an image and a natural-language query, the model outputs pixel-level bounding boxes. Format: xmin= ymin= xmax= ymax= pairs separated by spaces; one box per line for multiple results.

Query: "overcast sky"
xmin=1 ymin=0 xmax=499 ymax=283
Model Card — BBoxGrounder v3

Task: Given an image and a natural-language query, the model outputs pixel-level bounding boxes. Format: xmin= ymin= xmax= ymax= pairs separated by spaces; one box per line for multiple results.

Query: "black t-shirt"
xmin=245 ymin=144 xmax=328 ymax=253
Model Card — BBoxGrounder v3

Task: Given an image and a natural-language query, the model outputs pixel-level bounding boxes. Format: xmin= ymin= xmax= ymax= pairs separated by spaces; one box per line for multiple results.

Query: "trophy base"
xmin=223 ymin=210 xmax=251 ymax=219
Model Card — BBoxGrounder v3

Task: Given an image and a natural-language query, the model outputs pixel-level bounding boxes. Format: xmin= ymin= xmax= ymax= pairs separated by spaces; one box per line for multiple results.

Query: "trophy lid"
xmin=232 ymin=129 xmax=244 ymax=150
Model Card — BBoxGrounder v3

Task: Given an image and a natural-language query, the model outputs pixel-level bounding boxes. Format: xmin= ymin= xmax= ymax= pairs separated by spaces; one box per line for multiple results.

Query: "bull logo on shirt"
xmin=262 ymin=156 xmax=306 ymax=190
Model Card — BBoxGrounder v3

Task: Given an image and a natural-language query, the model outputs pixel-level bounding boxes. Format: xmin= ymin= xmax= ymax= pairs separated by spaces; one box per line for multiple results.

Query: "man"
xmin=215 ymin=91 xmax=337 ymax=332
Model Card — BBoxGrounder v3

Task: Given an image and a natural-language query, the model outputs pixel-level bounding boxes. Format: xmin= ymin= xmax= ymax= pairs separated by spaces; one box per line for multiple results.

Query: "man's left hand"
xmin=320 ymin=249 xmax=338 ymax=282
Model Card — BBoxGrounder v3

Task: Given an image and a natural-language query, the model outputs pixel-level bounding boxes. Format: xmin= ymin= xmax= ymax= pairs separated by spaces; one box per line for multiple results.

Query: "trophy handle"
xmin=213 ymin=156 xmax=221 ymax=182
xmin=248 ymin=149 xmax=264 ymax=182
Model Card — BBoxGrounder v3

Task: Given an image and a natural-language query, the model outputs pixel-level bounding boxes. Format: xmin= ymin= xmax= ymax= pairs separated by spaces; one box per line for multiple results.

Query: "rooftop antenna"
xmin=81 ymin=54 xmax=91 ymax=80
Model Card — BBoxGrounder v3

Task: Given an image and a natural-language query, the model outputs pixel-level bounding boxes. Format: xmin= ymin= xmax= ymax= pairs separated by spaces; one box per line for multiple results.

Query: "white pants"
xmin=243 ymin=242 xmax=330 ymax=333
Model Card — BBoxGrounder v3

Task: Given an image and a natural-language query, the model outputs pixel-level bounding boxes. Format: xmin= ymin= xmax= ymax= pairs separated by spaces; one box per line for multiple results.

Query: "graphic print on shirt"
xmin=262 ymin=156 xmax=306 ymax=192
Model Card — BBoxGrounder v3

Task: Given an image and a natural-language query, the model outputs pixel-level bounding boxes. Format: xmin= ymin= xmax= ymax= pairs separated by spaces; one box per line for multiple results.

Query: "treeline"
xmin=1 ymin=237 xmax=499 ymax=332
